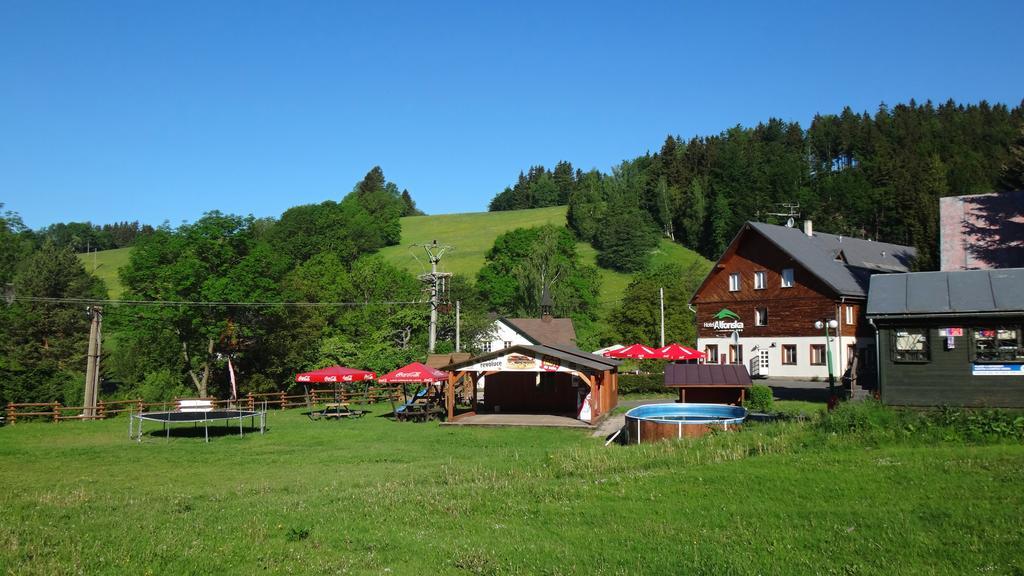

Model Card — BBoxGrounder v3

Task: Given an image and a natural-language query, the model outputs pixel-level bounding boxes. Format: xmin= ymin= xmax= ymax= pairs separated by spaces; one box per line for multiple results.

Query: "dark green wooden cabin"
xmin=867 ymin=268 xmax=1024 ymax=407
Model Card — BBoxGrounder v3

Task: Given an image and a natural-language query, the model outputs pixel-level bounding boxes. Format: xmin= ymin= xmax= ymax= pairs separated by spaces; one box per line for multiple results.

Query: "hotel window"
xmin=972 ymin=327 xmax=1024 ymax=362
xmin=893 ymin=328 xmax=929 ymax=362
xmin=845 ymin=305 xmax=854 ymax=325
xmin=728 ymin=273 xmax=740 ymax=292
xmin=754 ymin=271 xmax=766 ymax=290
xmin=482 ymin=341 xmax=492 ymax=353
xmin=755 ymin=307 xmax=768 ymax=326
xmin=781 ymin=344 xmax=797 ymax=365
xmin=729 ymin=344 xmax=743 ymax=365
xmin=810 ymin=344 xmax=827 ymax=365
xmin=705 ymin=344 xmax=719 ymax=364
xmin=781 ymin=268 xmax=794 ymax=288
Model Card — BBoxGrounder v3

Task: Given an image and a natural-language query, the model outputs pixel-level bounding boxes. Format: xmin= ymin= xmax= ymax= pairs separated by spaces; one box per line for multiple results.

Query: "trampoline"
xmin=130 ymin=409 xmax=266 ymax=443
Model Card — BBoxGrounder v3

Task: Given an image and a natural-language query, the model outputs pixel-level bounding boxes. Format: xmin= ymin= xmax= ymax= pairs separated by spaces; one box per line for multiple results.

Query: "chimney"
xmin=803 ymin=220 xmax=813 ymax=237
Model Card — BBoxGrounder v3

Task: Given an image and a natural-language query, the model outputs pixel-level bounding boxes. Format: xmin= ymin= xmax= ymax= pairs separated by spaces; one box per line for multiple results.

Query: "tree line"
xmin=492 ymin=99 xmax=1024 ymax=271
xmin=0 ymin=168 xmax=446 ymax=406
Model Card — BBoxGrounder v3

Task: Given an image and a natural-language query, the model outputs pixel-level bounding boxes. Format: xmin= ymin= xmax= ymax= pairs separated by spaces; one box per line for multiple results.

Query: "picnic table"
xmin=394 ymin=403 xmax=444 ymax=423
xmin=313 ymin=402 xmax=365 ymax=420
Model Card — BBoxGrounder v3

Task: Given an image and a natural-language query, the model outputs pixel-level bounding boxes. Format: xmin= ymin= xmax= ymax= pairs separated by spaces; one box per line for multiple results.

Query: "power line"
xmin=10 ymin=296 xmax=429 ymax=308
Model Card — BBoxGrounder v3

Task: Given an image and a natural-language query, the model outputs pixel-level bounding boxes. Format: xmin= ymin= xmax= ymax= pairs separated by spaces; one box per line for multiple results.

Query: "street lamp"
xmin=814 ymin=319 xmax=839 ymax=408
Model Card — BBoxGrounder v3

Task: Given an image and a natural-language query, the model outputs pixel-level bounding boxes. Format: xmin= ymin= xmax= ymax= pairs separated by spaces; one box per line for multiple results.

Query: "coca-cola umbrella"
xmin=378 ymin=362 xmax=450 ymax=418
xmin=656 ymin=343 xmax=705 ymax=362
xmin=604 ymin=343 xmax=660 ymax=359
xmin=294 ymin=365 xmax=376 ymax=406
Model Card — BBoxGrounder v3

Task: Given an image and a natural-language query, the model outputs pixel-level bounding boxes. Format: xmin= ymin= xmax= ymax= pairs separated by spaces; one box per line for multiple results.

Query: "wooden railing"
xmin=4 ymin=385 xmax=405 ymax=425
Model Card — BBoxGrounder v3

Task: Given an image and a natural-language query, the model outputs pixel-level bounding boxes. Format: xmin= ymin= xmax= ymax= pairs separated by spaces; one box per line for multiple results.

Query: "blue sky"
xmin=2 ymin=0 xmax=1022 ymax=229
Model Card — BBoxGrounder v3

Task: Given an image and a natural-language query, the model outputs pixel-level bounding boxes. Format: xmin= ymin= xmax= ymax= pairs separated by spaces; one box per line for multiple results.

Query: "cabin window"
xmin=781 ymin=268 xmax=794 ymax=288
xmin=503 ymin=340 xmax=512 ymax=349
xmin=810 ymin=344 xmax=827 ymax=365
xmin=728 ymin=273 xmax=740 ymax=292
xmin=782 ymin=344 xmax=797 ymax=365
xmin=845 ymin=305 xmax=854 ymax=325
xmin=754 ymin=271 xmax=766 ymax=290
xmin=972 ymin=327 xmax=1024 ymax=363
xmin=755 ymin=307 xmax=768 ymax=326
xmin=893 ymin=328 xmax=929 ymax=362
xmin=482 ymin=341 xmax=492 ymax=353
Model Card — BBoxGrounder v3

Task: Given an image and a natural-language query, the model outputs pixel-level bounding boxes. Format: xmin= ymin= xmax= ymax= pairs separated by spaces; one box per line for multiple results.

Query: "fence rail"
xmin=4 ymin=385 xmax=405 ymax=424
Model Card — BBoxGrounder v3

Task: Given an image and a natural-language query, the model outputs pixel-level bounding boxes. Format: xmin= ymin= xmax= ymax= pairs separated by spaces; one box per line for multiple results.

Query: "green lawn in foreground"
xmin=1 ymin=404 xmax=1022 ymax=575
xmin=76 ymin=247 xmax=131 ymax=299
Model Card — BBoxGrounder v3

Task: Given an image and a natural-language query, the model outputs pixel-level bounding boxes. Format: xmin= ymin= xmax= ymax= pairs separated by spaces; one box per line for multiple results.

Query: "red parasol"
xmin=656 ymin=343 xmax=705 ymax=361
xmin=295 ymin=365 xmax=376 ymax=383
xmin=378 ymin=362 xmax=449 ymax=384
xmin=604 ymin=343 xmax=660 ymax=359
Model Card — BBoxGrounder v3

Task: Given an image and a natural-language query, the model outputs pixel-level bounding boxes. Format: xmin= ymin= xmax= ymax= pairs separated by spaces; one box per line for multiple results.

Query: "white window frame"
xmin=781 ymin=268 xmax=794 ymax=288
xmin=729 ymin=273 xmax=740 ymax=292
xmin=754 ymin=271 xmax=766 ymax=290
xmin=845 ymin=305 xmax=854 ymax=325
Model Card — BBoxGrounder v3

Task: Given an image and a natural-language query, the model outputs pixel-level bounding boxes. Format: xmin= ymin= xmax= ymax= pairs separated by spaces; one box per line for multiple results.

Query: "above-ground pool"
xmin=624 ymin=403 xmax=747 ymax=444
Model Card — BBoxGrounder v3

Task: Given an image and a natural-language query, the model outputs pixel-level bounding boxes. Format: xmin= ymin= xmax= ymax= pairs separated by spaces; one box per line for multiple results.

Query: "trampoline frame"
xmin=129 ymin=408 xmax=266 ymax=443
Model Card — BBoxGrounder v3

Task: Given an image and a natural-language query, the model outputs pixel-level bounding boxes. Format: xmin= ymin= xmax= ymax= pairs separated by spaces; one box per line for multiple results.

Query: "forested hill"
xmin=487 ymin=99 xmax=1024 ymax=270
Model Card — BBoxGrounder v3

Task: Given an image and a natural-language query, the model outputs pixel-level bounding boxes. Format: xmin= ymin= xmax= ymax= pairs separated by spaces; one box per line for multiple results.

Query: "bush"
xmin=745 ymin=385 xmax=773 ymax=413
xmin=618 ymin=373 xmax=667 ymax=395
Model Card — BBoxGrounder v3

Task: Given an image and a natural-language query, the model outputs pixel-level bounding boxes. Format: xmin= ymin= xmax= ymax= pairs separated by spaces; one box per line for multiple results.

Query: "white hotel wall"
xmin=697 ymin=335 xmax=868 ymax=380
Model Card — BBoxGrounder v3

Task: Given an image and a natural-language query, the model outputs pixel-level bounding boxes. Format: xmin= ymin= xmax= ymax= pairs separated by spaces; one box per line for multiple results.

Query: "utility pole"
xmin=83 ymin=306 xmax=102 ymax=417
xmin=659 ymin=287 xmax=665 ymax=348
xmin=414 ymin=241 xmax=452 ymax=354
xmin=455 ymin=300 xmax=461 ymax=352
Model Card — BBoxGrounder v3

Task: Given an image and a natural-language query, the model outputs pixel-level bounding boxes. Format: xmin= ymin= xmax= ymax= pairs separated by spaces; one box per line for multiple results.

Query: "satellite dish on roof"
xmin=786 ymin=217 xmax=795 ymax=228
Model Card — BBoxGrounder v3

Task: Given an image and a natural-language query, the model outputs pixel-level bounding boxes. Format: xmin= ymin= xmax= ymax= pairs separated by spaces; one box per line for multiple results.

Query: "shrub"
xmin=618 ymin=373 xmax=667 ymax=395
xmin=745 ymin=385 xmax=773 ymax=413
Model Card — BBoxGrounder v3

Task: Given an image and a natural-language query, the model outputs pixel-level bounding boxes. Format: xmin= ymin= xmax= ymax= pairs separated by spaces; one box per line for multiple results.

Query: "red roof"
xmin=295 ymin=365 xmax=376 ymax=383
xmin=378 ymin=362 xmax=449 ymax=384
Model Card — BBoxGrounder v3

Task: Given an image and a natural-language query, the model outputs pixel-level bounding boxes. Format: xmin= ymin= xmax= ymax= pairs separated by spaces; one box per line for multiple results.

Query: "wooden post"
xmin=247 ymin=393 xmax=254 ymax=411
xmin=53 ymin=402 xmax=61 ymax=423
xmin=98 ymin=400 xmax=106 ymax=419
xmin=6 ymin=402 xmax=14 ymax=425
xmin=137 ymin=399 xmax=144 ymax=414
xmin=279 ymin=391 xmax=286 ymax=410
xmin=446 ymin=373 xmax=456 ymax=420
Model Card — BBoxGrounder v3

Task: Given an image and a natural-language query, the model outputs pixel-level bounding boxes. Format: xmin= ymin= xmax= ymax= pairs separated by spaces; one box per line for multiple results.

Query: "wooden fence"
xmin=3 ymin=385 xmax=405 ymax=424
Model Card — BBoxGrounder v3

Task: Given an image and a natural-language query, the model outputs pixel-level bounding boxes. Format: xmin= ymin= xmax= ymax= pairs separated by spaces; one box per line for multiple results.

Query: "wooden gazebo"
xmin=663 ymin=363 xmax=752 ymax=405
xmin=443 ymin=344 xmax=620 ymax=424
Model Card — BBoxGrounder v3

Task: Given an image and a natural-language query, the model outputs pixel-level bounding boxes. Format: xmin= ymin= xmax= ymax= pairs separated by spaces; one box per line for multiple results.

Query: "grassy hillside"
xmin=376 ymin=206 xmax=569 ymax=277
xmin=80 ymin=207 xmax=711 ymax=306
xmin=77 ymin=247 xmax=131 ymax=299
xmin=378 ymin=206 xmax=710 ymax=307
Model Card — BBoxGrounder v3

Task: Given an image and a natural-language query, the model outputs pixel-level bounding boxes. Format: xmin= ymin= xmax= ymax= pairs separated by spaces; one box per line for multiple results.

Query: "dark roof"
xmin=663 ymin=363 xmax=753 ymax=387
xmin=745 ymin=222 xmax=916 ymax=298
xmin=867 ymin=268 xmax=1024 ymax=317
xmin=425 ymin=353 xmax=472 ymax=369
xmin=443 ymin=343 xmax=619 ymax=373
xmin=501 ymin=317 xmax=577 ymax=347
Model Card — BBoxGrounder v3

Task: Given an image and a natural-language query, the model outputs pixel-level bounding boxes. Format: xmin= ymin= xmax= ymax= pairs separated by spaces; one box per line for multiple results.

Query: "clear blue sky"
xmin=2 ymin=0 xmax=1022 ymax=229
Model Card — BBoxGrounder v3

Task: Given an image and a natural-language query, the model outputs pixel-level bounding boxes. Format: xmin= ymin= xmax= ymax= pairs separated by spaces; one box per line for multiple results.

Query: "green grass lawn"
xmin=2 ymin=403 xmax=1022 ymax=575
xmin=76 ymin=247 xmax=131 ymax=299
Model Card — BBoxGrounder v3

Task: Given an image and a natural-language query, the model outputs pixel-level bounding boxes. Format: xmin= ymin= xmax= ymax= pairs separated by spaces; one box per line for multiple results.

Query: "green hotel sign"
xmin=703 ymin=308 xmax=744 ymax=331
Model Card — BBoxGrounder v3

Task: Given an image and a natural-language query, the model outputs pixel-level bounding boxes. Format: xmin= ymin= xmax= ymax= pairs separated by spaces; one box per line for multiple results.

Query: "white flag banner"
xmin=228 ymin=358 xmax=238 ymax=400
